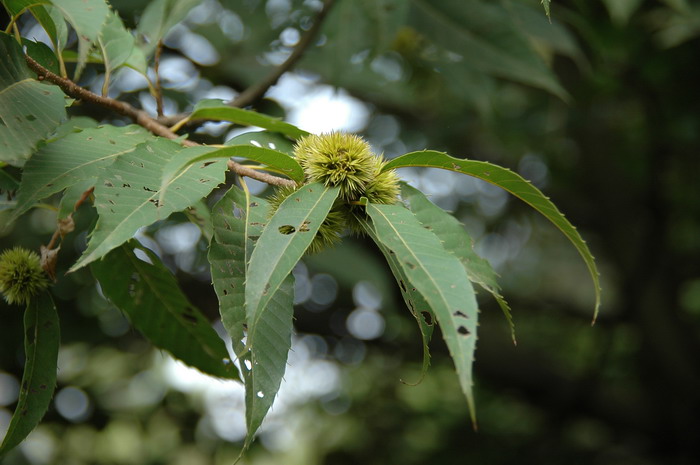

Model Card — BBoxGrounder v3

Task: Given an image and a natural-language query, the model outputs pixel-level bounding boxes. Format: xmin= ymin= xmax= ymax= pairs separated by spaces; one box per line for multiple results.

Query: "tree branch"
xmin=24 ymin=55 xmax=297 ymax=188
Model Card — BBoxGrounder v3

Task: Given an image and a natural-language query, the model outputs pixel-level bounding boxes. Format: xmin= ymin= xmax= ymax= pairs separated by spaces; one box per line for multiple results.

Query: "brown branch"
xmin=157 ymin=0 xmax=335 ymax=127
xmin=24 ymin=55 xmax=296 ymax=188
xmin=25 ymin=55 xmax=191 ymax=144
xmin=154 ymin=40 xmax=165 ymax=117
xmin=226 ymin=160 xmax=296 ymax=187
xmin=230 ymin=0 xmax=335 ymax=108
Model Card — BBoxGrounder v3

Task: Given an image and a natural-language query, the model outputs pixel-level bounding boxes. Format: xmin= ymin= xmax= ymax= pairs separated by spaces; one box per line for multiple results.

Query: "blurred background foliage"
xmin=2 ymin=0 xmax=700 ymax=463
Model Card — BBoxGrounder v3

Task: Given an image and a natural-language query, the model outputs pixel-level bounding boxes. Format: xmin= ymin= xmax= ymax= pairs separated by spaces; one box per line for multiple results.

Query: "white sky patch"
xmin=268 ymin=74 xmax=370 ymax=133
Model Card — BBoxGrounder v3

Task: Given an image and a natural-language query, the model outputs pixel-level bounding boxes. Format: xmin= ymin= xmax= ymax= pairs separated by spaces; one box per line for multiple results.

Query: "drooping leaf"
xmin=384 ymin=150 xmax=601 ymax=321
xmin=245 ymin=183 xmax=339 ymax=345
xmin=51 ymin=0 xmax=111 ymax=79
xmin=0 ymin=32 xmax=67 ymax=167
xmin=137 ymin=0 xmax=202 ymax=56
xmin=10 ymin=125 xmax=153 ymax=222
xmin=363 ymin=201 xmax=479 ymax=424
xmin=0 ymin=292 xmax=59 ymax=458
xmin=71 ymin=138 xmax=227 ymax=271
xmin=180 ymin=99 xmax=309 ymax=139
xmin=92 ymin=242 xmax=238 ymax=379
xmin=359 ymin=214 xmax=434 ymax=385
xmin=161 ymin=144 xmax=304 ymax=195
xmin=409 ymin=0 xmax=567 ymax=99
xmin=400 ymin=182 xmax=515 ymax=343
xmin=98 ymin=12 xmax=137 ymax=93
xmin=225 ymin=131 xmax=296 ymax=156
xmin=209 ymin=186 xmax=294 ymax=449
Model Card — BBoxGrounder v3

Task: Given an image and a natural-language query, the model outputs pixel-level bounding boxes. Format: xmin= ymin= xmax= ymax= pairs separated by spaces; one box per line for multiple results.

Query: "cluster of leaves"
xmin=0 ymin=0 xmax=600 ymax=459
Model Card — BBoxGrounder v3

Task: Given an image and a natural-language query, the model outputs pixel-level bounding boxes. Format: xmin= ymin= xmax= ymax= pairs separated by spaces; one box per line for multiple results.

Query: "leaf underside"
xmin=384 ymin=150 xmax=601 ymax=321
xmin=11 ymin=125 xmax=153 ymax=222
xmin=0 ymin=32 xmax=67 ymax=167
xmin=399 ymin=182 xmax=516 ymax=343
xmin=209 ymin=186 xmax=294 ymax=448
xmin=71 ymin=138 xmax=226 ymax=271
xmin=245 ymin=183 xmax=339 ymax=345
xmin=363 ymin=201 xmax=480 ymax=426
xmin=358 ymin=213 xmax=434 ymax=385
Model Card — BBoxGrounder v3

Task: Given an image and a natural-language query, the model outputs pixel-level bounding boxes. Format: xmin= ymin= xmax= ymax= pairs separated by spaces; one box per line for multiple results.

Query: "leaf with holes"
xmin=9 ymin=125 xmax=153 ymax=222
xmin=71 ymin=138 xmax=226 ymax=271
xmin=358 ymin=214 xmax=434 ymax=385
xmin=92 ymin=242 xmax=238 ymax=379
xmin=51 ymin=0 xmax=111 ymax=79
xmin=182 ymin=99 xmax=309 ymax=139
xmin=0 ymin=292 xmax=59 ymax=458
xmin=0 ymin=32 xmax=67 ymax=167
xmin=363 ymin=201 xmax=479 ymax=425
xmin=160 ymin=144 xmax=304 ymax=202
xmin=399 ymin=182 xmax=515 ymax=343
xmin=246 ymin=183 xmax=339 ymax=345
xmin=384 ymin=150 xmax=601 ymax=321
xmin=209 ymin=186 xmax=294 ymax=448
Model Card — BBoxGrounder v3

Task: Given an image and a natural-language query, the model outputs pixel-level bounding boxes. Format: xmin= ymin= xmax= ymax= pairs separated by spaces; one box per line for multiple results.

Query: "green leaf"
xmin=0 ymin=292 xmax=59 ymax=458
xmin=10 ymin=125 xmax=153 ymax=222
xmin=0 ymin=32 xmax=67 ymax=167
xmin=245 ymin=183 xmax=339 ymax=344
xmin=359 ymin=215 xmax=434 ymax=385
xmin=92 ymin=242 xmax=238 ymax=379
xmin=137 ymin=0 xmax=202 ymax=56
xmin=29 ymin=5 xmax=68 ymax=56
xmin=209 ymin=186 xmax=294 ymax=449
xmin=0 ymin=168 xmax=20 ymax=192
xmin=22 ymin=39 xmax=60 ymax=75
xmin=363 ymin=201 xmax=479 ymax=424
xmin=161 ymin=144 xmax=304 ymax=196
xmin=226 ymin=131 xmax=296 ymax=156
xmin=182 ymin=99 xmax=309 ymax=139
xmin=384 ymin=150 xmax=602 ymax=321
xmin=399 ymin=182 xmax=515 ymax=343
xmin=4 ymin=0 xmax=48 ymax=16
xmin=98 ymin=12 xmax=137 ymax=93
xmin=51 ymin=0 xmax=110 ymax=79
xmin=409 ymin=0 xmax=567 ymax=99
xmin=71 ymin=138 xmax=227 ymax=271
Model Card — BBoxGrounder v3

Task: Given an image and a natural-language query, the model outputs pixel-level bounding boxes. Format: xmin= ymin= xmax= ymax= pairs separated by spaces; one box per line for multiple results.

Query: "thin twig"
xmin=154 ymin=40 xmax=165 ymax=117
xmin=230 ymin=0 xmax=335 ymax=108
xmin=157 ymin=0 xmax=335 ymax=127
xmin=226 ymin=160 xmax=296 ymax=187
xmin=25 ymin=55 xmax=192 ymax=144
xmin=24 ymin=55 xmax=297 ymax=188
